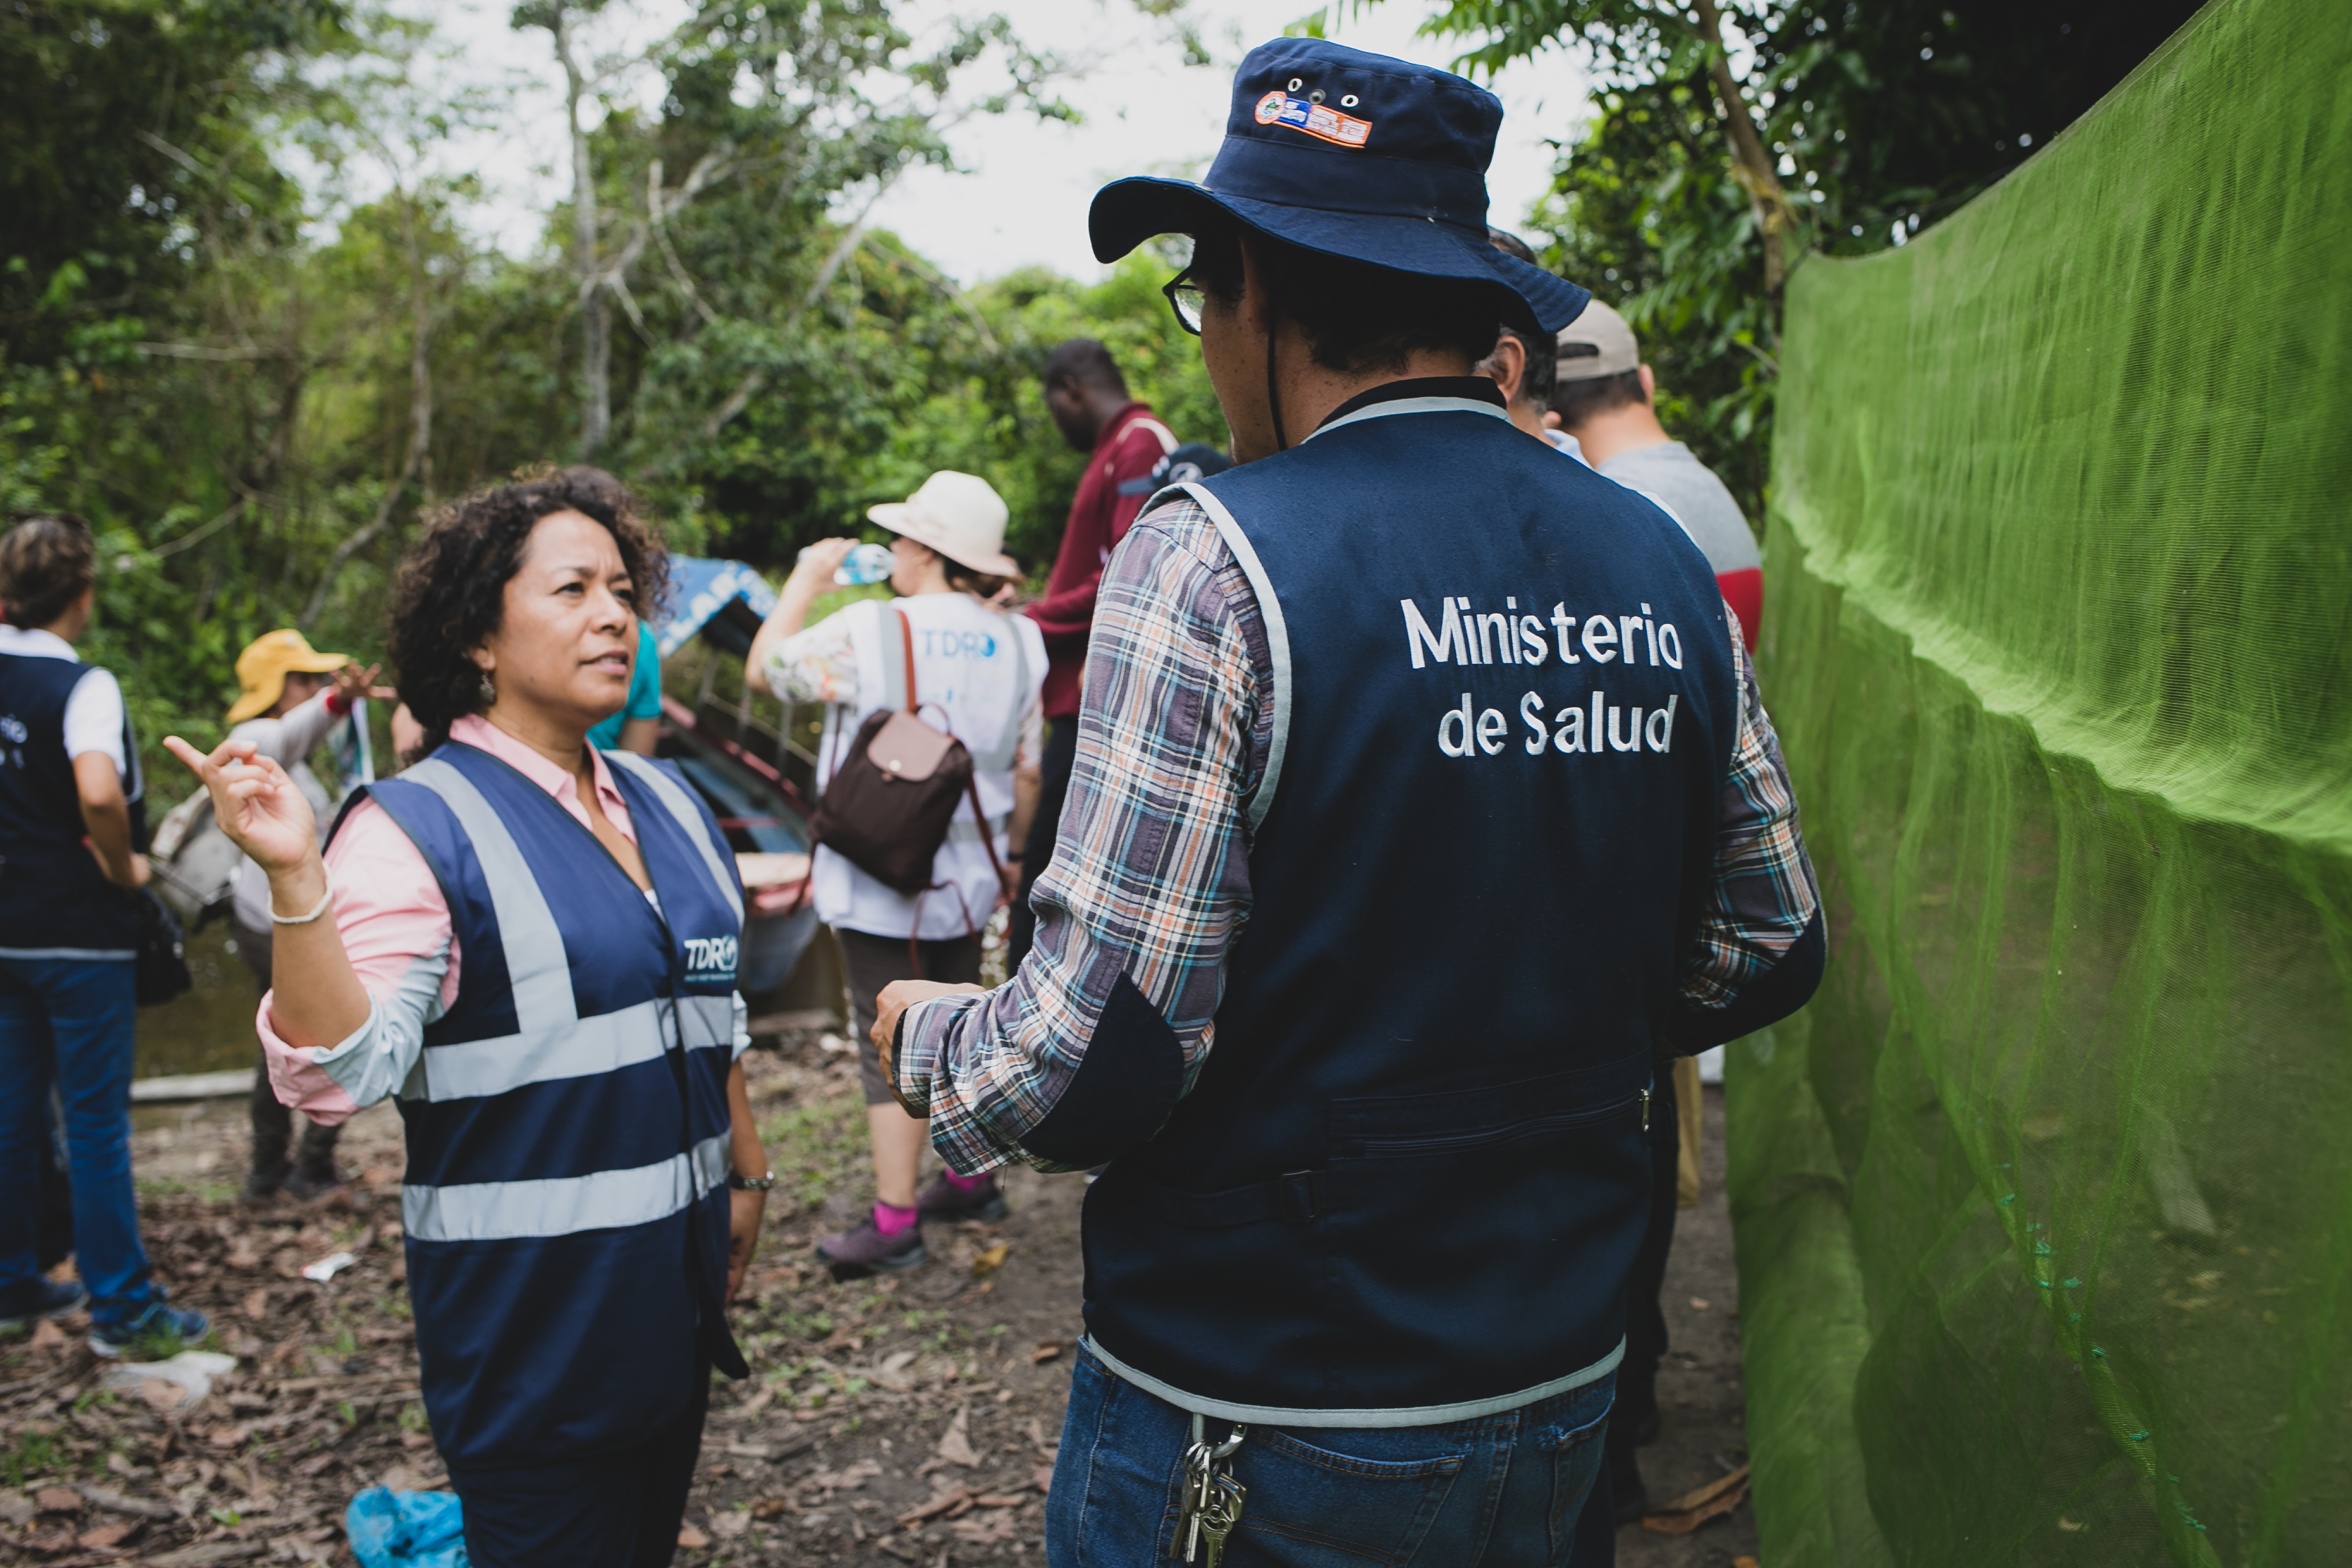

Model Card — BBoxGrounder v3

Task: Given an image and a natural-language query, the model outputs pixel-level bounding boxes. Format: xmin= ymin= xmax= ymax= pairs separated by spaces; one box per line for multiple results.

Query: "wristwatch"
xmin=728 ymin=1169 xmax=777 ymax=1191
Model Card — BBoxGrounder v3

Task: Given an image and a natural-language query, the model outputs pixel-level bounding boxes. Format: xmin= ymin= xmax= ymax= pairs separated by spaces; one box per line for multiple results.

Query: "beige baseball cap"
xmin=1554 ymin=298 xmax=1640 ymax=382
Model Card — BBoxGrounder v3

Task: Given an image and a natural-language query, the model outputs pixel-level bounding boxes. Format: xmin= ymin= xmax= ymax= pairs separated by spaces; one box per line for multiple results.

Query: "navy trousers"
xmin=443 ymin=1365 xmax=708 ymax=1568
xmin=1048 ymin=1342 xmax=1616 ymax=1567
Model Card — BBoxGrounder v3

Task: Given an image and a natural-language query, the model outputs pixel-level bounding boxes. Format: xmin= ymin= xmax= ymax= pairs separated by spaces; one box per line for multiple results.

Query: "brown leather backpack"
xmin=809 ymin=609 xmax=1006 ymax=900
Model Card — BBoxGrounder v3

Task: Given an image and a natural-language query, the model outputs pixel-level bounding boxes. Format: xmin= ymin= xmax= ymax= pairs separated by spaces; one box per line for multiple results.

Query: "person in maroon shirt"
xmin=1008 ymin=340 xmax=1175 ymax=966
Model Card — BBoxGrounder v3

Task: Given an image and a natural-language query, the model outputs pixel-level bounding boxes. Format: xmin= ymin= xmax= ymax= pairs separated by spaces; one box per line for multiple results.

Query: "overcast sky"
xmin=387 ymin=0 xmax=1594 ymax=283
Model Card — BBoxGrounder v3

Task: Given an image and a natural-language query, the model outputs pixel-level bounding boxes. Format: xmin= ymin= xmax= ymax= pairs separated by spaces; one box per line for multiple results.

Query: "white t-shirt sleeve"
xmin=61 ymin=668 xmax=127 ymax=779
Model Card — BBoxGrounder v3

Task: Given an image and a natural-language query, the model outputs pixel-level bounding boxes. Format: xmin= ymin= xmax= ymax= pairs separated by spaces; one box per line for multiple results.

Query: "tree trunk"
xmin=1691 ymin=0 xmax=1793 ymax=303
xmin=554 ymin=3 xmax=609 ymax=458
xmin=302 ymin=195 xmax=434 ymax=629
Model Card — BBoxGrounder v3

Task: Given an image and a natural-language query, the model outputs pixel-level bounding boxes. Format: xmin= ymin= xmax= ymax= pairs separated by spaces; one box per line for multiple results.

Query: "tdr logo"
xmin=683 ymin=935 xmax=738 ymax=983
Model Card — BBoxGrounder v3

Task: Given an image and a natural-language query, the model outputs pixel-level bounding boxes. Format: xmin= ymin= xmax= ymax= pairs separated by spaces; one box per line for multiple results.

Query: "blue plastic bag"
xmin=346 ymin=1487 xmax=469 ymax=1568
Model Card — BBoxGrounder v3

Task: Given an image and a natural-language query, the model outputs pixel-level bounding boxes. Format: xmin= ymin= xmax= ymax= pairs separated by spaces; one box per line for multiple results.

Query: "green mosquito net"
xmin=1729 ymin=0 xmax=2352 ymax=1563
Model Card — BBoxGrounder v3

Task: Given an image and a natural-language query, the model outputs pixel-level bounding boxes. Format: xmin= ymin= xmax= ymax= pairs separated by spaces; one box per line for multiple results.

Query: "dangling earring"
xmin=477 ymin=670 xmax=496 ymax=705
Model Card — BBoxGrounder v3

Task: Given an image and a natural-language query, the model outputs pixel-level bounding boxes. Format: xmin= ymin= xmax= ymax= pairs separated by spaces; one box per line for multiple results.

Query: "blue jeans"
xmin=1048 ymin=1342 xmax=1616 ymax=1567
xmin=0 ymin=957 xmax=154 ymax=1326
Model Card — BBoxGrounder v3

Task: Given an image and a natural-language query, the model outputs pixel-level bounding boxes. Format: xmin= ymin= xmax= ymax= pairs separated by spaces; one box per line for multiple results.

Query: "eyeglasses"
xmin=1162 ymin=268 xmax=1205 ymax=336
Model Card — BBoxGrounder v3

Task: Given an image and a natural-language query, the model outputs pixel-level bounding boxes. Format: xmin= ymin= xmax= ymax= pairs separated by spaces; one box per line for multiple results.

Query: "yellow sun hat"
xmin=226 ymin=629 xmax=351 ymax=724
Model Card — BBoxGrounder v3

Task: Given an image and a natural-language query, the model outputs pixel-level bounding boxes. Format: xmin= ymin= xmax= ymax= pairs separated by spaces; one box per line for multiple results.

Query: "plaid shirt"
xmin=896 ymin=496 xmax=1819 ymax=1174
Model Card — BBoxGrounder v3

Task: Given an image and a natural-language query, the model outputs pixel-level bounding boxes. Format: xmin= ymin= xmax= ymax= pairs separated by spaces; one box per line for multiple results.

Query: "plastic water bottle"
xmin=805 ymin=542 xmax=893 ymax=586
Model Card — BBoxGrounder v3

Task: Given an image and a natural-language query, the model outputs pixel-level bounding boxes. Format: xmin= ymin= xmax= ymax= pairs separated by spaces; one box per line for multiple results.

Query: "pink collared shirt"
xmin=257 ymin=716 xmax=649 ymax=1124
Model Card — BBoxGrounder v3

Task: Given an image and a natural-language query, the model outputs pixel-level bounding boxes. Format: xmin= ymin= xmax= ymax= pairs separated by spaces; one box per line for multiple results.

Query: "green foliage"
xmin=1395 ymin=0 xmax=2205 ymax=522
xmin=0 ymin=0 xmax=1208 ymax=797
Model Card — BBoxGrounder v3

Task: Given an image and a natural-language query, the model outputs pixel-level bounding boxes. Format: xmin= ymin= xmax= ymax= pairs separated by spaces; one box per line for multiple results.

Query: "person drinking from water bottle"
xmin=168 ymin=468 xmax=770 ymax=1568
xmin=868 ymin=40 xmax=1824 ymax=1566
xmin=746 ymin=472 xmax=1045 ymax=1279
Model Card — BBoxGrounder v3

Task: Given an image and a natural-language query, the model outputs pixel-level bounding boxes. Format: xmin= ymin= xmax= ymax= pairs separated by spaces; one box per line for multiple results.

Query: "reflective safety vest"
xmin=1083 ymin=390 xmax=1741 ymax=1425
xmin=347 ymin=743 xmax=745 ymax=1465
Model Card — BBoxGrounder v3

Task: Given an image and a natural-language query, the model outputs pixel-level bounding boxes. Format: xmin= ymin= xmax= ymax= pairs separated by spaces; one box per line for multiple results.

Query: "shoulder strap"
xmin=955 ymin=613 xmax=1033 ymax=775
xmin=1130 ymin=416 xmax=1178 ymax=454
xmin=895 ymin=609 xmax=918 ymax=714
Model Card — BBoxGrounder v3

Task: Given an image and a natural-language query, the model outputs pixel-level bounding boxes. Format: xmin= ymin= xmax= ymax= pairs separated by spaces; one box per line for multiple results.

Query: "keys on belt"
xmin=1173 ymin=1414 xmax=1247 ymax=1567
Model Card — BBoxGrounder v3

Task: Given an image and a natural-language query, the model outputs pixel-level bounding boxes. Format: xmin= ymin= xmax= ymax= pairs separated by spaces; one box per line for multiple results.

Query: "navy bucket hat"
xmin=1089 ymin=37 xmax=1589 ymax=336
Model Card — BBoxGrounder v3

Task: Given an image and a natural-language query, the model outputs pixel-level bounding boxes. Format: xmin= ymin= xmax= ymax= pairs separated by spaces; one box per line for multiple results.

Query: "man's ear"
xmin=1483 ymin=334 xmax=1527 ymax=403
xmin=1638 ymin=363 xmax=1656 ymax=403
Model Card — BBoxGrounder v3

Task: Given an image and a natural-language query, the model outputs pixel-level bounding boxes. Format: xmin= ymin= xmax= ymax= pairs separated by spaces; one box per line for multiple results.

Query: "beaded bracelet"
xmin=270 ymin=872 xmax=335 ymax=926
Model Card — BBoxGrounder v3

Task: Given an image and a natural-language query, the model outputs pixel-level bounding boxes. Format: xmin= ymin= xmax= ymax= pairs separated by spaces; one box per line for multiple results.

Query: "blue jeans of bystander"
xmin=0 ymin=957 xmax=155 ymax=1326
xmin=1048 ymin=1342 xmax=1616 ymax=1567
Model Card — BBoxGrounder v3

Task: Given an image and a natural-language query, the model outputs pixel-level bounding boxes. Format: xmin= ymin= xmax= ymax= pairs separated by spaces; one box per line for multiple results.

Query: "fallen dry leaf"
xmin=28 ymin=1318 xmax=67 ymax=1353
xmin=1689 ymin=1297 xmax=1711 ymax=1311
xmin=24 ymin=1527 xmax=75 ymax=1555
xmin=1029 ymin=1340 xmax=1063 ymax=1365
xmin=1734 ymin=1558 xmax=1761 ymax=1568
xmin=1642 ymin=1464 xmax=1750 ymax=1536
xmin=676 ymin=1524 xmax=709 ymax=1550
xmin=971 ymin=1242 xmax=1011 ymax=1277
xmin=708 ymin=1511 xmax=750 ymax=1540
xmin=750 ymin=1499 xmax=791 ymax=1520
xmin=242 ymin=1287 xmax=270 ymax=1320
xmin=1034 ymin=1465 xmax=1056 ymax=1493
xmin=77 ymin=1520 xmax=138 ymax=1549
xmin=35 ymin=1487 xmax=82 ymax=1514
xmin=935 ymin=1406 xmax=979 ymax=1468
xmin=143 ymin=1379 xmax=189 ymax=1412
xmin=897 ymin=1486 xmax=977 ymax=1527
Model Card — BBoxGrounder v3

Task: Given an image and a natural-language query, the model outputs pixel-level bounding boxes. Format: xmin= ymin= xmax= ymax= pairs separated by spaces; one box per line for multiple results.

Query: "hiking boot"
xmin=241 ymin=1160 xmax=291 ymax=1206
xmin=0 ymin=1277 xmax=89 ymax=1335
xmin=916 ymin=1171 xmax=1009 ymax=1223
xmin=90 ymin=1301 xmax=209 ymax=1359
xmin=815 ymin=1217 xmax=926 ymax=1281
xmin=283 ymin=1161 xmax=346 ymax=1202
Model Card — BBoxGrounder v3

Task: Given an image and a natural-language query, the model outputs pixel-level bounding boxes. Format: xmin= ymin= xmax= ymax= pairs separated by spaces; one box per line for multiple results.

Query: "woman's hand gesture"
xmin=162 ymin=735 xmax=320 ymax=876
xmin=332 ymin=661 xmax=398 ymax=706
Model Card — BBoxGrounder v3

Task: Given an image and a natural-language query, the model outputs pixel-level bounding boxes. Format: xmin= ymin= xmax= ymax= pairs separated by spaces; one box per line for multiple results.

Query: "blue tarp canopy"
xmin=654 ymin=557 xmax=778 ymax=660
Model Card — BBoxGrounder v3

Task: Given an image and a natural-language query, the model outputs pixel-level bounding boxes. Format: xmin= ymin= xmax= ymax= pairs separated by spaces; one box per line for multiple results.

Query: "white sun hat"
xmin=867 ymin=471 xmax=1020 ymax=579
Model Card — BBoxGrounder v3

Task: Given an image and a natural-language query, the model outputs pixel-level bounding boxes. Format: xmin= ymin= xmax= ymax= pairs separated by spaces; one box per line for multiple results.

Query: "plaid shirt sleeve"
xmin=894 ymin=498 xmax=1271 ymax=1174
xmin=1676 ymin=611 xmax=1821 ymax=1014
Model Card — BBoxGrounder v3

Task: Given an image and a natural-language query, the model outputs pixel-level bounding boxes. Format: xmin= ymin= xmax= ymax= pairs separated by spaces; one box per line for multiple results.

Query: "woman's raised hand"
xmin=333 ymin=661 xmax=398 ymax=705
xmin=790 ymin=538 xmax=857 ymax=586
xmin=162 ymin=735 xmax=320 ymax=876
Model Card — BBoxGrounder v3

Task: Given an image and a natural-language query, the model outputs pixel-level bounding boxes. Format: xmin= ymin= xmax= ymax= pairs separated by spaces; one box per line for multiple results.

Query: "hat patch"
xmin=1253 ymin=89 xmax=1371 ymax=149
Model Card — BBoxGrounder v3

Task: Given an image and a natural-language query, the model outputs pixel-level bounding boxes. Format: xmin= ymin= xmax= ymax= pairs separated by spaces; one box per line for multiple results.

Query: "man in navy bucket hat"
xmin=873 ymin=37 xmax=1824 ymax=1566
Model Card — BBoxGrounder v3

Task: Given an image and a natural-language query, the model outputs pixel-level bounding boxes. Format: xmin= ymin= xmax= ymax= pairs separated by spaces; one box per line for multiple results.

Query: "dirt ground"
xmin=1 ymin=1033 xmax=1759 ymax=1566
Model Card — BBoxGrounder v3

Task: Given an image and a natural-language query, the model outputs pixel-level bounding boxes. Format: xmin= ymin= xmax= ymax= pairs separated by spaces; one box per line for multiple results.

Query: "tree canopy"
xmin=1 ymin=0 xmax=1217 ymax=762
xmin=1312 ymin=0 xmax=2206 ymax=516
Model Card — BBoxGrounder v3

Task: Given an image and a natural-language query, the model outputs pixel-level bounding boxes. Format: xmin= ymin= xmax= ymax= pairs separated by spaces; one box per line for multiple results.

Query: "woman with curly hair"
xmin=166 ymin=469 xmax=770 ymax=1568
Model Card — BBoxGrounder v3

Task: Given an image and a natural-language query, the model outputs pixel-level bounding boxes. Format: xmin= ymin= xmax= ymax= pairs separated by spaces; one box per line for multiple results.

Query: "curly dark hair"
xmin=387 ymin=467 xmax=669 ymax=754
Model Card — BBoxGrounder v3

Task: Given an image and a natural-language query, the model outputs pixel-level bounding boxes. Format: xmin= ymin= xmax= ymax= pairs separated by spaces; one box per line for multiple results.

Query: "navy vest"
xmin=0 ymin=652 xmax=143 ymax=958
xmin=343 ymin=742 xmax=746 ymax=1465
xmin=1081 ymin=393 xmax=1740 ymax=1422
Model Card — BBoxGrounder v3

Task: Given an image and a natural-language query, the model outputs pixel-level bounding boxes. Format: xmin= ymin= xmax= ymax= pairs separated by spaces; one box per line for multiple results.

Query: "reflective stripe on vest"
xmin=405 ymin=1131 xmax=731 ymax=1243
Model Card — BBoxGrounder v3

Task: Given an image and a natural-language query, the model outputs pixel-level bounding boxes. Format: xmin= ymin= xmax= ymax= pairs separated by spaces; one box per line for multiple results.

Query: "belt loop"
xmin=1276 ymin=1170 xmax=1318 ymax=1226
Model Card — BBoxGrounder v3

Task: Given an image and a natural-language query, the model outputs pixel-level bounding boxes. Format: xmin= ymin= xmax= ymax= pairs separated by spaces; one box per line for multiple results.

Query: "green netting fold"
xmin=1731 ymin=0 xmax=2352 ymax=1563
